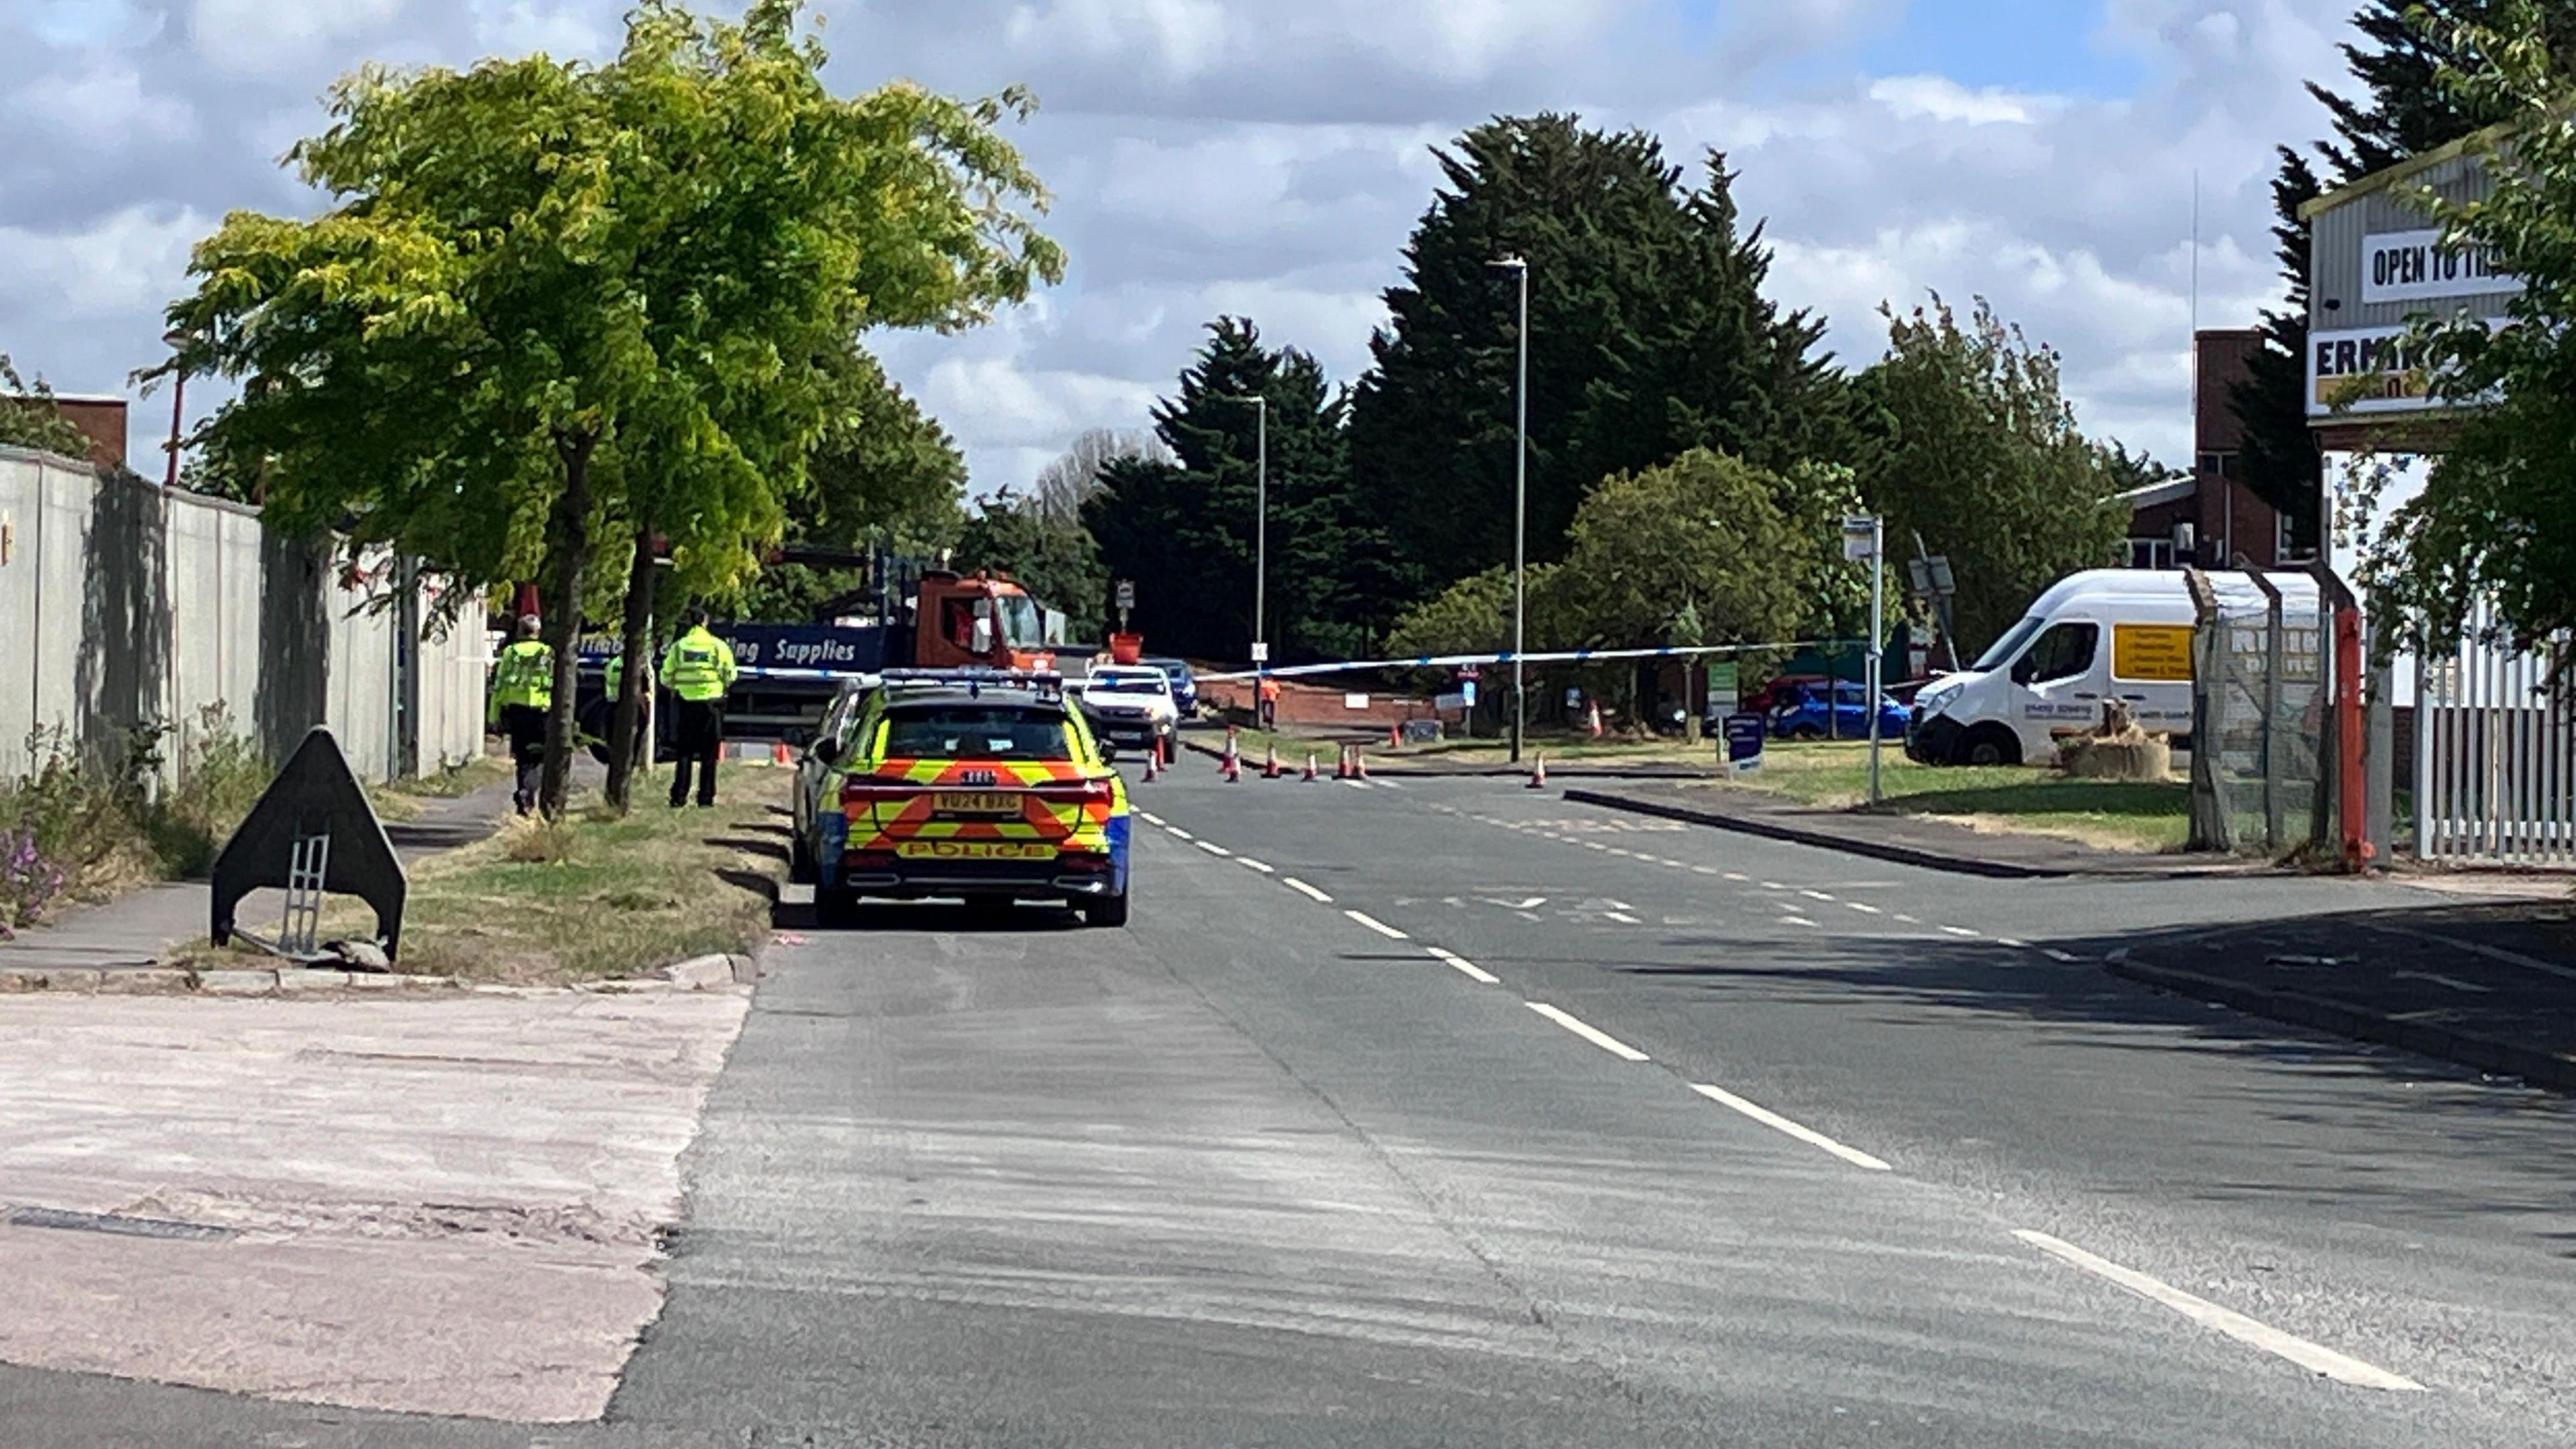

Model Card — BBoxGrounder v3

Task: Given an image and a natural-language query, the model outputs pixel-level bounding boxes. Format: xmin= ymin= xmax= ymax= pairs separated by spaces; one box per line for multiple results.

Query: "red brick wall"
xmin=5 ymin=395 xmax=127 ymax=470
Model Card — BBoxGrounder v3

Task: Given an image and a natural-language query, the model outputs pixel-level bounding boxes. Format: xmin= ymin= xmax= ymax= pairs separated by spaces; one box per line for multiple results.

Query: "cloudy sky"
xmin=3 ymin=0 xmax=2366 ymax=490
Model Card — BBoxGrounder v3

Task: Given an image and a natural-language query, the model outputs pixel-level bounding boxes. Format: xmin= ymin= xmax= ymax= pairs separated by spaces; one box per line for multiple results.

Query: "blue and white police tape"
xmin=1193 ymin=639 xmax=1836 ymax=684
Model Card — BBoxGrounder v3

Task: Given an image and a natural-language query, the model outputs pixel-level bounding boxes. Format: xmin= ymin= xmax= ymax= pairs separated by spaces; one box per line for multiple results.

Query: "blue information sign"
xmin=1723 ymin=712 xmax=1766 ymax=766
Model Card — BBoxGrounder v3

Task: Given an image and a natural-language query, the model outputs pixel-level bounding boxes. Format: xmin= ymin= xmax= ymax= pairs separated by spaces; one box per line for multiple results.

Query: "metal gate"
xmin=2414 ymin=603 xmax=2576 ymax=864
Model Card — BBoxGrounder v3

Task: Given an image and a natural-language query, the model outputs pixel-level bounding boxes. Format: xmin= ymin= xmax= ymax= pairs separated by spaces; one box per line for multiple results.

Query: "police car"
xmin=789 ymin=670 xmax=1134 ymax=927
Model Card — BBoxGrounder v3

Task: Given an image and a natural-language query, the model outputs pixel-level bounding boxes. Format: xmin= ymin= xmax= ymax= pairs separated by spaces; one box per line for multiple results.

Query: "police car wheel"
xmin=814 ymin=889 xmax=861 ymax=928
xmin=788 ymin=833 xmax=816 ymax=885
xmin=1083 ymin=890 xmax=1130 ymax=928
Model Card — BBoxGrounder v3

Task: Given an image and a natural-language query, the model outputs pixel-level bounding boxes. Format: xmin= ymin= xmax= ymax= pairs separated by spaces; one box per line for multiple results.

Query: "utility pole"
xmin=1493 ymin=256 xmax=1531 ymax=764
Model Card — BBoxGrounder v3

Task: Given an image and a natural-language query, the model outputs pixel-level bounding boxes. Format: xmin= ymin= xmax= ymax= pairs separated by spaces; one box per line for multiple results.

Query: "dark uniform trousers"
xmin=500 ymin=704 xmax=547 ymax=810
xmin=669 ymin=699 xmax=724 ymax=808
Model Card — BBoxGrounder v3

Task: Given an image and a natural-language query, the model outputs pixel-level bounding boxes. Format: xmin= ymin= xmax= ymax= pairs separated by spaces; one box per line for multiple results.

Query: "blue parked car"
xmin=1143 ymin=657 xmax=1199 ymax=717
xmin=1770 ymin=682 xmax=1909 ymax=741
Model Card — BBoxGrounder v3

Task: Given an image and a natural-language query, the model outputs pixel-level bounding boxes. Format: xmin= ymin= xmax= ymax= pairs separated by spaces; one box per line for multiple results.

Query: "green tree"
xmin=1853 ymin=297 xmax=2131 ymax=654
xmin=165 ymin=0 xmax=1059 ymax=814
xmin=0 ymin=355 xmax=95 ymax=460
xmin=1085 ymin=318 xmax=1364 ymax=663
xmin=2355 ymin=1 xmax=2576 ymax=647
xmin=1557 ymin=449 xmax=1805 ymax=651
xmin=955 ymin=488 xmax=1107 ymax=641
xmin=1346 ymin=117 xmax=1843 ymax=612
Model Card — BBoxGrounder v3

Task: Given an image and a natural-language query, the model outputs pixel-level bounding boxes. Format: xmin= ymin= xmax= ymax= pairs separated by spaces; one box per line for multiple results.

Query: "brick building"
xmin=2125 ymin=329 xmax=2303 ymax=570
xmin=3 ymin=392 xmax=127 ymax=470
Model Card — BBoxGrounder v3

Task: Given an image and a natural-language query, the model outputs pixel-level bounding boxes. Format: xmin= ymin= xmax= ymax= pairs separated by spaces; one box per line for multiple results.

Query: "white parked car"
xmin=1072 ymin=663 xmax=1179 ymax=757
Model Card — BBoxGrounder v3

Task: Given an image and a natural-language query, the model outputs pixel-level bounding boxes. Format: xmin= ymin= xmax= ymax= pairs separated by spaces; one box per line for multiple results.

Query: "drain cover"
xmin=4 ymin=1205 xmax=237 ymax=1241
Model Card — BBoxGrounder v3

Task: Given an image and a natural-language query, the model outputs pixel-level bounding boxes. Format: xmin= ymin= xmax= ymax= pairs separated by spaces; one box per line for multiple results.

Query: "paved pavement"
xmin=0 ymin=985 xmax=747 ymax=1428
xmin=8 ymin=769 xmax=2576 ymax=1445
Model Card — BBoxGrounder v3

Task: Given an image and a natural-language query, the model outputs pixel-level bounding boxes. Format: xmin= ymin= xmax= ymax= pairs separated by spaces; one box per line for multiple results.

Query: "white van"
xmin=1906 ymin=569 xmax=2320 ymax=767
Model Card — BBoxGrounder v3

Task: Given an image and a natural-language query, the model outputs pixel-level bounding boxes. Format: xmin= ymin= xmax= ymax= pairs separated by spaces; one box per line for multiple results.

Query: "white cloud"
xmin=0 ymin=205 xmax=207 ymax=324
xmin=189 ymin=0 xmax=409 ymax=76
xmin=1868 ymin=76 xmax=2051 ymax=127
xmin=9 ymin=62 xmax=194 ymax=146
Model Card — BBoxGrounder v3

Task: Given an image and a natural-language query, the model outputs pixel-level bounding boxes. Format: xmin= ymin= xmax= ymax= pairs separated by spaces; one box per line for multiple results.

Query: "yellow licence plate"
xmin=934 ymin=791 xmax=1020 ymax=815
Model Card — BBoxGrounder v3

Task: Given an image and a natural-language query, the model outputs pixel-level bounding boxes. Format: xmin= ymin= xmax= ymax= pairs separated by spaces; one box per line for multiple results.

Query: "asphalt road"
xmin=9 ymin=765 xmax=2576 ymax=1446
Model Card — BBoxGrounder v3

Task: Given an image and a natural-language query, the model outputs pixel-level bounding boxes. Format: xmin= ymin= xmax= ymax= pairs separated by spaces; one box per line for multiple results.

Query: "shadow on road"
xmin=769 ymin=898 xmax=1085 ymax=934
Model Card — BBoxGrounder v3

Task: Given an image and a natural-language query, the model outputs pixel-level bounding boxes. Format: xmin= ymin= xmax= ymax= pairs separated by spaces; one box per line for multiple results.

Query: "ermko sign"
xmin=2302 ymin=130 xmax=2521 ymax=429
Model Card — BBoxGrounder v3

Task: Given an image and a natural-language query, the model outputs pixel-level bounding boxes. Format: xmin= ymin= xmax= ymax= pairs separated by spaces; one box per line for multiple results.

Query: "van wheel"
xmin=1790 ymin=723 xmax=1825 ymax=743
xmin=1957 ymin=726 xmax=2022 ymax=767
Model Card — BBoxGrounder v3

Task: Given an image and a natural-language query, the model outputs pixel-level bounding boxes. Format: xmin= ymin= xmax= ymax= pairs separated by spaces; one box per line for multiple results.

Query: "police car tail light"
xmin=839 ymin=781 xmax=921 ymax=810
xmin=1029 ymin=778 xmax=1115 ymax=805
xmin=1057 ymin=849 xmax=1113 ymax=873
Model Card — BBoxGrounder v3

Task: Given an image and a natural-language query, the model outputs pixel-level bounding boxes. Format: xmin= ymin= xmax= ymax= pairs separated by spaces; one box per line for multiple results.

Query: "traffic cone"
xmin=1527 ymin=752 xmax=1547 ymax=789
xmin=1586 ymin=700 xmax=1604 ymax=739
xmin=1262 ymin=744 xmax=1281 ymax=780
xmin=1224 ymin=747 xmax=1242 ymax=783
xmin=773 ymin=740 xmax=792 ymax=766
xmin=1352 ymin=747 xmax=1370 ymax=781
xmin=1143 ymin=747 xmax=1159 ymax=782
xmin=1388 ymin=722 xmax=1402 ymax=749
xmin=1335 ymin=745 xmax=1353 ymax=780
xmin=1303 ymin=752 xmax=1319 ymax=782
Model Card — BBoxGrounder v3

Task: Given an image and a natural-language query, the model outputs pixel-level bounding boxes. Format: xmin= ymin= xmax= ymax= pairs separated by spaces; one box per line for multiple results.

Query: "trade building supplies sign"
xmin=2361 ymin=229 xmax=2522 ymax=307
xmin=2307 ymin=326 xmax=2439 ymax=417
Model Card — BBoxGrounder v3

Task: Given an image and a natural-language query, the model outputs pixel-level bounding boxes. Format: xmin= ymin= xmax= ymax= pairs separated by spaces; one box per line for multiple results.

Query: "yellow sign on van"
xmin=2112 ymin=624 xmax=2194 ymax=682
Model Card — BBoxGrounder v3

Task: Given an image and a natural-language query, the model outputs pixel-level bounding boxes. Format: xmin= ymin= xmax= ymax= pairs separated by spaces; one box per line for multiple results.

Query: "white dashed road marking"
xmin=1941 ymin=926 xmax=1980 ymax=938
xmin=1690 ymin=1083 xmax=1891 ymax=1171
xmin=1167 ymin=826 xmax=1195 ymax=841
xmin=2011 ymin=1231 xmax=2426 ymax=1392
xmin=1139 ymin=812 xmax=1167 ymax=826
xmin=2043 ymin=948 xmax=2081 ymax=963
xmin=1603 ymin=911 xmax=1642 ymax=925
xmin=1195 ymin=841 xmax=1233 ymax=857
xmin=1428 ymin=948 xmax=1500 ymax=985
xmin=1345 ymin=910 xmax=1410 ymax=941
xmin=1800 ymin=889 xmax=1835 ymax=902
xmin=1845 ymin=902 xmax=1882 ymax=915
xmin=1525 ymin=1004 xmax=1652 ymax=1062
xmin=1343 ymin=780 xmax=1375 ymax=791
xmin=1283 ymin=877 xmax=1334 ymax=904
xmin=1236 ymin=857 xmax=1276 ymax=874
xmin=1780 ymin=916 xmax=1819 ymax=928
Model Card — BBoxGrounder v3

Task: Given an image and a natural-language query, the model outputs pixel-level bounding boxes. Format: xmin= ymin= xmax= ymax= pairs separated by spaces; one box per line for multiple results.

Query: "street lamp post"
xmin=1492 ymin=256 xmax=1529 ymax=765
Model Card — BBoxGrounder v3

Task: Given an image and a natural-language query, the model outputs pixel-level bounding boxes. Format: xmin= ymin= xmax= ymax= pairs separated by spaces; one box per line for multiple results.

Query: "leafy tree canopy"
xmin=1085 ymin=317 xmax=1372 ymax=663
xmin=162 ymin=0 xmax=1060 ymax=811
xmin=1346 ymin=115 xmax=1844 ymax=612
xmin=1853 ymin=296 xmax=2131 ymax=653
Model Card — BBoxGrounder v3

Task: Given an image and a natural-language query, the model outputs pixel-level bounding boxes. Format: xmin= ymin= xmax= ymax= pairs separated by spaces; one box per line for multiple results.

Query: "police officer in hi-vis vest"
xmin=487 ymin=616 xmax=553 ymax=815
xmin=658 ymin=607 xmax=740 ymax=808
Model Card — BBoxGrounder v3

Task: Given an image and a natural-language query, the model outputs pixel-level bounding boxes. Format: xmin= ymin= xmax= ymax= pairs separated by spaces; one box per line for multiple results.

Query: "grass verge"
xmin=389 ymin=767 xmax=790 ymax=984
xmin=166 ymin=767 xmax=793 ymax=984
xmin=1694 ymin=741 xmax=2190 ymax=853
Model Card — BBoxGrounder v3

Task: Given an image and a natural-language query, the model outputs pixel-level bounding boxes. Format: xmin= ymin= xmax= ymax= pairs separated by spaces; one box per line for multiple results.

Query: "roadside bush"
xmin=0 ymin=705 xmax=273 ymax=915
xmin=0 ymin=828 xmax=64 ymax=940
